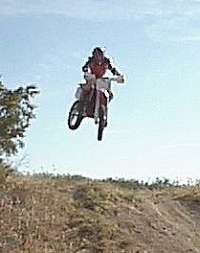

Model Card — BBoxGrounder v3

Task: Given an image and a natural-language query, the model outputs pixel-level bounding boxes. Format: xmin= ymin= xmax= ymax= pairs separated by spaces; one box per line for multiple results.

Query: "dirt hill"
xmin=1 ymin=172 xmax=200 ymax=253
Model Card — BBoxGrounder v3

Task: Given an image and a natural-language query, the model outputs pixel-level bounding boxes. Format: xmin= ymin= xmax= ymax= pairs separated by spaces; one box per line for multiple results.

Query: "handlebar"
xmin=102 ymin=75 xmax=125 ymax=84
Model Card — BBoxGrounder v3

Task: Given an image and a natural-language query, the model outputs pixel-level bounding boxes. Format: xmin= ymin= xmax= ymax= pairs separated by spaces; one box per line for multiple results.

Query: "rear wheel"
xmin=68 ymin=101 xmax=83 ymax=130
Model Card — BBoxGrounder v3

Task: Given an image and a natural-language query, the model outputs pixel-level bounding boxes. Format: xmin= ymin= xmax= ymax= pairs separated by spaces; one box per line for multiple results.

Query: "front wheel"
xmin=97 ymin=106 xmax=107 ymax=141
xmin=68 ymin=100 xmax=83 ymax=130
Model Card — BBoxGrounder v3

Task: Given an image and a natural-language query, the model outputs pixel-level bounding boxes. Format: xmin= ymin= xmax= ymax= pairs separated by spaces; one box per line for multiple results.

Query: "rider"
xmin=79 ymin=47 xmax=122 ymax=109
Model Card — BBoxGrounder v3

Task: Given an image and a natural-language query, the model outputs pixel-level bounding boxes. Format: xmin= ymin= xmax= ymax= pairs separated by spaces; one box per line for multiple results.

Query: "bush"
xmin=0 ymin=80 xmax=39 ymax=157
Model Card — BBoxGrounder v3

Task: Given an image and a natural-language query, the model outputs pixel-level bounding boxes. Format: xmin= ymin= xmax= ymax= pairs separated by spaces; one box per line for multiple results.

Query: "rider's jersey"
xmin=82 ymin=56 xmax=120 ymax=78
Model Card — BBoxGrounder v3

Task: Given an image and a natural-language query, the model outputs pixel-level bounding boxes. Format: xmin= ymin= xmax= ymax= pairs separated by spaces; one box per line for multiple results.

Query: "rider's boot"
xmin=94 ymin=116 xmax=99 ymax=124
xmin=77 ymin=99 xmax=84 ymax=114
xmin=104 ymin=115 xmax=107 ymax=127
xmin=78 ymin=89 xmax=88 ymax=116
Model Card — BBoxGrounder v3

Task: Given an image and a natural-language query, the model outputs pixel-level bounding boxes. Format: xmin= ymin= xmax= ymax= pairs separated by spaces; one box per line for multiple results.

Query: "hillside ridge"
xmin=1 ymin=173 xmax=200 ymax=252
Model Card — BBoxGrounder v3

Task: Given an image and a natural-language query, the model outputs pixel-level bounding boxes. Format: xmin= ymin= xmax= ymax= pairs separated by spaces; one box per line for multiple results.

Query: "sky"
xmin=1 ymin=0 xmax=200 ymax=182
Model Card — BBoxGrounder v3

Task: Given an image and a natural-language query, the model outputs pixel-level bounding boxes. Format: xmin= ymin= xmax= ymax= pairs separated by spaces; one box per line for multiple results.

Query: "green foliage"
xmin=103 ymin=177 xmax=145 ymax=190
xmin=0 ymin=80 xmax=39 ymax=156
xmin=103 ymin=177 xmax=181 ymax=190
xmin=0 ymin=159 xmax=15 ymax=185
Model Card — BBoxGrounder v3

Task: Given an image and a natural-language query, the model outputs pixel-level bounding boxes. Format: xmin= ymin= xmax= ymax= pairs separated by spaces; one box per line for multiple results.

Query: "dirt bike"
xmin=68 ymin=76 xmax=124 ymax=141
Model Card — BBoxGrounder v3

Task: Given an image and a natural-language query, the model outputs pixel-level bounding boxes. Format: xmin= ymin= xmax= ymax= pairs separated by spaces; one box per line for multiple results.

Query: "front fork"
xmin=94 ymin=90 xmax=108 ymax=124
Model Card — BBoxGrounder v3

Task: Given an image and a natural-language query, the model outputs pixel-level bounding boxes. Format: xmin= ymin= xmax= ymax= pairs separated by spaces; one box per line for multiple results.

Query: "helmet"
xmin=92 ymin=47 xmax=104 ymax=56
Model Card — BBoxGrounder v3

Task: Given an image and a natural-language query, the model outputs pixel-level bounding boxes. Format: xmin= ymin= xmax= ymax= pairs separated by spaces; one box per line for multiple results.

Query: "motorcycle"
xmin=68 ymin=75 xmax=124 ymax=141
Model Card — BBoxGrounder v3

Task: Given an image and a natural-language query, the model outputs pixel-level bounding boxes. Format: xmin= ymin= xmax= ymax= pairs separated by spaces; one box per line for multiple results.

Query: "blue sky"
xmin=1 ymin=0 xmax=200 ymax=182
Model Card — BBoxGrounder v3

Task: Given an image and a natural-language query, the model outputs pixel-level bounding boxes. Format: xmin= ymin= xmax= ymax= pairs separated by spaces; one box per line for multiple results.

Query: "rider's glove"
xmin=116 ymin=75 xmax=125 ymax=83
xmin=84 ymin=72 xmax=96 ymax=81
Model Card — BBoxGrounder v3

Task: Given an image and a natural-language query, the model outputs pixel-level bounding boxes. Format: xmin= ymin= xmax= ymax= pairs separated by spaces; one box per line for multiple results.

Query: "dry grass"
xmin=1 ymin=171 xmax=200 ymax=252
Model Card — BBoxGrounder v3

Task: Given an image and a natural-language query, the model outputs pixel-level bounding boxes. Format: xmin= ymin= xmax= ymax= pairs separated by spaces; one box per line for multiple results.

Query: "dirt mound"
xmin=1 ymin=175 xmax=200 ymax=252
